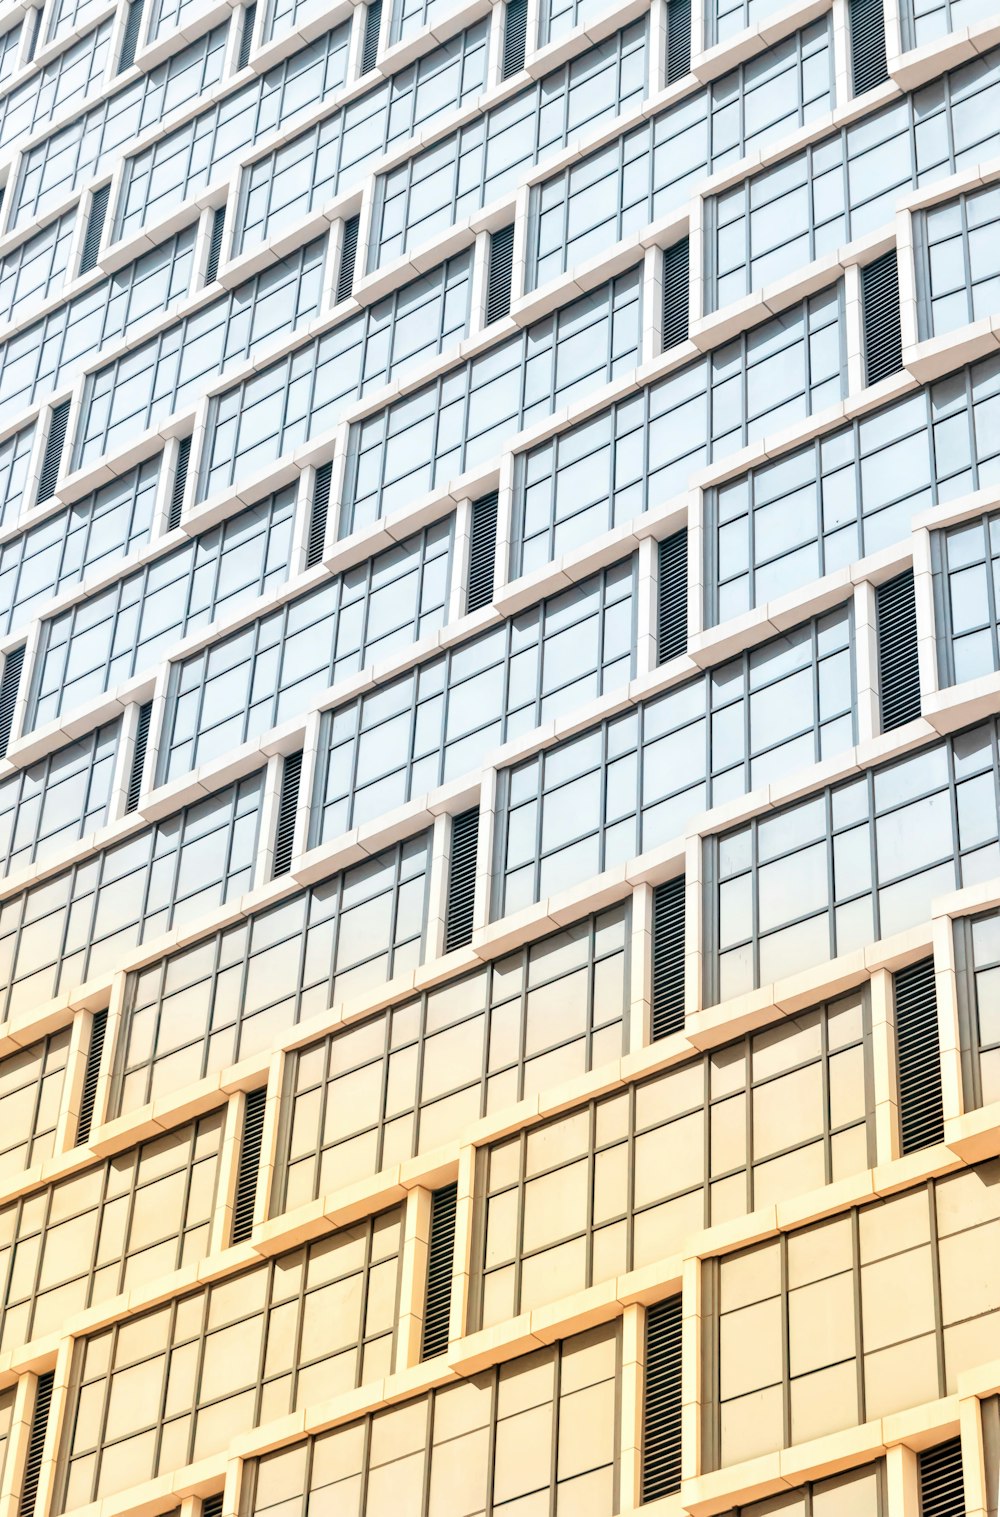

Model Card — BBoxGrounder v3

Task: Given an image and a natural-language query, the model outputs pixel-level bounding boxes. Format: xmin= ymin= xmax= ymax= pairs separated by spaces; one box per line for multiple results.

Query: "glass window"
xmin=0 ymin=424 xmax=36 ymax=533
xmin=901 ymin=0 xmax=999 ymax=50
xmin=0 ymin=1385 xmax=15 ymax=1493
xmin=476 ymin=990 xmax=872 ymax=1325
xmin=275 ymin=905 xmax=628 ymax=1215
xmin=495 ymin=602 xmax=854 ymax=918
xmin=0 ymin=210 xmax=76 ymax=329
xmin=111 ymin=834 xmax=432 ymax=1117
xmin=0 ymin=17 xmax=112 ymax=150
xmin=917 ymin=183 xmax=1000 ymax=339
xmin=263 ymin=0 xmax=335 ymax=42
xmin=933 ymin=508 xmax=1000 ymax=687
xmin=147 ymin=0 xmax=216 ymax=42
xmin=0 ymin=718 xmax=121 ymax=874
xmin=955 ymin=908 xmax=1000 ymax=1110
xmin=721 ymin=1464 xmax=885 ymax=1516
xmin=45 ymin=0 xmax=108 ymax=46
xmin=0 ymin=20 xmax=21 ymax=89
xmin=160 ymin=519 xmax=453 ymax=783
xmin=0 ymin=770 xmax=265 ymax=1025
xmin=0 ymin=1111 xmax=223 ymax=1356
xmin=56 ymin=1207 xmax=405 ymax=1512
xmin=0 ymin=1026 xmax=71 ymax=1183
xmin=390 ymin=0 xmax=473 ymax=43
xmin=708 ymin=0 xmax=801 ymax=47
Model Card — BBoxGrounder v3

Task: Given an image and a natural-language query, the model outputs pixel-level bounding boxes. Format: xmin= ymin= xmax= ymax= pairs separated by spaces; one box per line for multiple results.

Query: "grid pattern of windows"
xmin=495 ymin=604 xmax=855 ymax=917
xmin=57 ymin=1208 xmax=405 ymax=1511
xmin=234 ymin=21 xmax=489 ymax=254
xmin=708 ymin=51 xmax=1000 ymax=309
xmin=709 ymin=0 xmax=794 ymax=46
xmin=0 ymin=424 xmax=37 ymax=532
xmin=147 ymin=0 xmax=208 ymax=42
xmin=263 ymin=0 xmax=332 ymax=41
xmin=917 ymin=182 xmax=1000 ymax=339
xmin=160 ymin=520 xmax=452 ymax=782
xmin=0 ymin=1027 xmax=70 ymax=1183
xmin=932 ymin=508 xmax=1000 ymax=687
xmin=514 ymin=286 xmax=844 ymax=576
xmin=342 ymin=269 xmax=642 ymax=537
xmin=199 ymin=253 xmax=473 ymax=500
xmin=8 ymin=24 xmax=229 ymax=231
xmin=530 ymin=21 xmax=832 ymax=288
xmin=277 ymin=906 xmax=628 ymax=1213
xmin=955 ymin=909 xmax=1000 ymax=1110
xmin=312 ymin=558 xmax=635 ymax=844
xmin=0 ymin=18 xmax=112 ymax=150
xmin=114 ymin=24 xmax=351 ymax=245
xmin=707 ymin=1157 xmax=1000 ymax=1466
xmin=45 ymin=0 xmax=109 ymax=46
xmin=0 ymin=770 xmax=264 ymax=1025
xmin=721 ymin=1464 xmax=886 ymax=1515
xmin=0 ymin=226 xmax=196 ymax=433
xmin=0 ymin=210 xmax=76 ymax=330
xmin=707 ymin=352 xmax=1000 ymax=624
xmin=241 ymin=1322 xmax=621 ymax=1517
xmin=26 ymin=490 xmax=294 ymax=732
xmin=0 ymin=454 xmax=161 ymax=638
xmin=707 ymin=719 xmax=1000 ymax=1006
xmin=902 ymin=0 xmax=997 ymax=49
xmin=477 ymin=991 xmax=872 ymax=1324
xmin=0 ymin=718 xmax=121 ymax=875
xmin=74 ymin=239 xmax=325 ymax=472
xmin=390 ymin=0 xmax=464 ymax=43
xmin=369 ymin=21 xmax=646 ymax=270
xmin=111 ymin=835 xmax=431 ymax=1116
xmin=0 ymin=20 xmax=21 ymax=87
xmin=0 ymin=1111 xmax=223 ymax=1356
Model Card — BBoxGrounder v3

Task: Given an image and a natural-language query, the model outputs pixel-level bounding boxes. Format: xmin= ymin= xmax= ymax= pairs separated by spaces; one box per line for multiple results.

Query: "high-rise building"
xmin=0 ymin=0 xmax=999 ymax=1512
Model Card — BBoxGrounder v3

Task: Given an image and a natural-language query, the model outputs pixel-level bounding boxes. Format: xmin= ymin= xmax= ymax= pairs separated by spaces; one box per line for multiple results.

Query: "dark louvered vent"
xmin=307 ymin=461 xmax=333 ymax=567
xmin=876 ymin=569 xmax=920 ymax=731
xmin=79 ymin=184 xmax=110 ymax=274
xmin=336 ymin=214 xmax=360 ymax=304
xmin=272 ymin=751 xmax=302 ymax=878
xmin=126 ymin=701 xmax=152 ymax=813
xmin=657 ymin=531 xmax=687 ymax=663
xmin=486 ymin=224 xmax=514 ymax=324
xmin=467 ymin=491 xmax=498 ymax=613
xmin=444 ymin=807 xmax=479 ymax=952
xmin=24 ymin=8 xmax=43 ymax=64
xmin=501 ymin=0 xmax=527 ymax=77
xmin=642 ymin=1296 xmax=682 ymax=1501
xmin=232 ymin=1087 xmax=266 ymax=1243
xmin=205 ymin=206 xmax=226 ymax=285
xmin=666 ymin=0 xmax=691 ymax=82
xmin=421 ymin=1181 xmax=458 ymax=1359
xmin=19 ymin=1371 xmax=54 ymax=1517
xmin=861 ymin=249 xmax=902 ymax=384
xmin=0 ymin=645 xmax=25 ymax=760
xmin=894 ymin=957 xmax=944 ymax=1155
xmin=202 ymin=1495 xmax=224 ymax=1517
xmin=237 ymin=2 xmax=256 ymax=68
xmin=651 ymin=876 xmax=685 ymax=1040
xmin=117 ymin=0 xmax=144 ymax=71
xmin=918 ymin=1438 xmax=964 ymax=1517
xmin=848 ymin=0 xmax=888 ymax=93
xmin=38 ymin=400 xmax=70 ymax=505
xmin=168 ymin=435 xmax=192 ymax=531
xmin=662 ymin=238 xmax=689 ymax=350
xmin=76 ymin=1009 xmax=108 ymax=1145
xmin=361 ymin=0 xmax=382 ymax=72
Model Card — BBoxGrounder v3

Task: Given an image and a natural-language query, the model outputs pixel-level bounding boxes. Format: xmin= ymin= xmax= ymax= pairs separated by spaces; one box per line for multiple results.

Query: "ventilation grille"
xmin=918 ymin=1438 xmax=964 ymax=1517
xmin=657 ymin=530 xmax=687 ymax=664
xmin=444 ymin=807 xmax=479 ymax=952
xmin=0 ymin=645 xmax=25 ymax=760
xmin=205 ymin=205 xmax=226 ymax=285
xmin=501 ymin=0 xmax=527 ymax=77
xmin=361 ymin=0 xmax=382 ymax=72
xmin=895 ymin=957 xmax=944 ymax=1155
xmin=486 ymin=224 xmax=514 ymax=324
xmin=237 ymin=2 xmax=256 ymax=68
xmin=168 ymin=435 xmax=192 ymax=532
xmin=202 ymin=1495 xmax=224 ymax=1517
xmin=337 ymin=214 xmax=360 ymax=304
xmin=666 ymin=0 xmax=691 ymax=82
xmin=307 ymin=461 xmax=333 ymax=568
xmin=79 ymin=184 xmax=110 ymax=275
xmin=117 ymin=0 xmax=144 ymax=71
xmin=861 ymin=249 xmax=902 ymax=384
xmin=126 ymin=701 xmax=152 ymax=814
xmin=421 ymin=1181 xmax=458 ymax=1360
xmin=876 ymin=569 xmax=920 ymax=731
xmin=849 ymin=0 xmax=888 ymax=93
xmin=19 ymin=1371 xmax=53 ymax=1517
xmin=76 ymin=1009 xmax=108 ymax=1145
xmin=642 ymin=1296 xmax=682 ymax=1501
xmin=651 ymin=876 xmax=685 ymax=1041
xmin=662 ymin=237 xmax=690 ymax=350
xmin=467 ymin=491 xmax=498 ymax=613
xmin=24 ymin=7 xmax=42 ymax=63
xmin=272 ymin=751 xmax=302 ymax=878
xmin=232 ymin=1086 xmax=266 ymax=1244
xmin=38 ymin=399 xmax=70 ymax=505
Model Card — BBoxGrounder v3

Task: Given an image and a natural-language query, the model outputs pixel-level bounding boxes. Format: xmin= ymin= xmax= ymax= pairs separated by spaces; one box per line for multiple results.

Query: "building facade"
xmin=0 ymin=0 xmax=998 ymax=1511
